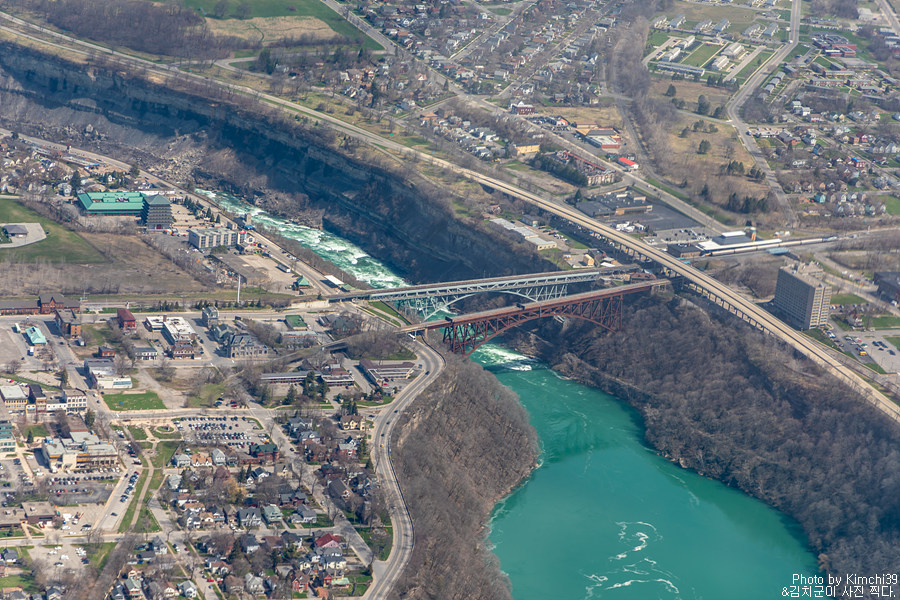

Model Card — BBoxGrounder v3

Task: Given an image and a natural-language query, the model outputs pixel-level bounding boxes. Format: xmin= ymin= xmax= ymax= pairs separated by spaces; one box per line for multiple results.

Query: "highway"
xmin=448 ymin=169 xmax=900 ymax=422
xmin=1 ymin=8 xmax=893 ymax=417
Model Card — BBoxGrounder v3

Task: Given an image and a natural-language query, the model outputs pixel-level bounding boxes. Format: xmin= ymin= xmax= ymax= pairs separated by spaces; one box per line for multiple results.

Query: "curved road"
xmin=364 ymin=339 xmax=444 ymax=598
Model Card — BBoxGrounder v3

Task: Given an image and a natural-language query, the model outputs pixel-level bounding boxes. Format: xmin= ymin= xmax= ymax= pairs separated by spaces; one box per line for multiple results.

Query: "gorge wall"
xmin=0 ymin=41 xmax=552 ymax=285
xmin=0 ymin=41 xmax=543 ymax=599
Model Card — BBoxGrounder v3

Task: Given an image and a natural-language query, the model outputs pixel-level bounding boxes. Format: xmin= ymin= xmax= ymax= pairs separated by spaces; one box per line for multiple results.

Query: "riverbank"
xmin=502 ymin=295 xmax=900 ymax=577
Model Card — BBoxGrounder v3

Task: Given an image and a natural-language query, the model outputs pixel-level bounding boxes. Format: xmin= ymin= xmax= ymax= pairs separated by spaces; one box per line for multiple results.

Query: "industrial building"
xmin=773 ymin=264 xmax=832 ymax=330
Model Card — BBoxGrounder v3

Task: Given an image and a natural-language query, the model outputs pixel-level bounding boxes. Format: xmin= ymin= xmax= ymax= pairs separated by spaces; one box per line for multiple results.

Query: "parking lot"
xmin=29 ymin=542 xmax=93 ymax=572
xmin=176 ymin=415 xmax=268 ymax=451
xmin=0 ymin=458 xmax=33 ymax=491
xmin=48 ymin=474 xmax=115 ymax=505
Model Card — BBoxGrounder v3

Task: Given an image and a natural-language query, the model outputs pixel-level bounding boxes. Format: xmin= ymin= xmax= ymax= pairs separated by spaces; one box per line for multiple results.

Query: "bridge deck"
xmin=399 ymin=280 xmax=666 ymax=332
xmin=329 ymin=265 xmax=637 ymax=301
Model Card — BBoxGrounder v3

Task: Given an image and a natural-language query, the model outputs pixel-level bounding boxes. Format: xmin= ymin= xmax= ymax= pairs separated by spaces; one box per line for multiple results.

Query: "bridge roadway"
xmin=399 ymin=281 xmax=667 ymax=333
xmin=450 ymin=171 xmax=900 ymax=421
xmin=329 ymin=265 xmax=637 ymax=303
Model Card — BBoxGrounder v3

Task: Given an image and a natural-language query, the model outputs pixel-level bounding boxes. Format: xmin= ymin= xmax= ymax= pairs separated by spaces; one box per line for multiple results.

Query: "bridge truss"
xmin=401 ymin=280 xmax=667 ymax=356
xmin=442 ymin=292 xmax=625 ymax=355
xmin=329 ymin=266 xmax=637 ymax=318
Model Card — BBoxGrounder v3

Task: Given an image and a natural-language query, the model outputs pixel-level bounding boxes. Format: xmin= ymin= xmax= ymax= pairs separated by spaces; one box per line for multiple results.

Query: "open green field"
xmin=152 ymin=440 xmax=181 ymax=469
xmin=82 ymin=541 xmax=117 ymax=571
xmin=804 ymin=329 xmax=839 ymax=351
xmin=831 ymin=293 xmax=867 ymax=305
xmin=127 ymin=426 xmax=148 ymax=441
xmin=0 ymin=196 xmax=104 ymax=263
xmin=21 ymin=424 xmax=48 ymax=440
xmin=734 ymin=50 xmax=773 ymax=82
xmin=103 ymin=391 xmax=165 ymax=411
xmin=648 ymin=31 xmax=671 ymax=48
xmin=665 ymin=0 xmax=757 ymax=29
xmin=682 ymin=43 xmax=721 ymax=67
xmin=872 ymin=316 xmax=900 ymax=329
xmin=887 ymin=336 xmax=900 ymax=350
xmin=176 ymin=0 xmax=377 ymax=46
xmin=884 ymin=196 xmax=900 ymax=216
xmin=0 ymin=574 xmax=36 ymax=591
xmin=187 ymin=382 xmax=226 ymax=408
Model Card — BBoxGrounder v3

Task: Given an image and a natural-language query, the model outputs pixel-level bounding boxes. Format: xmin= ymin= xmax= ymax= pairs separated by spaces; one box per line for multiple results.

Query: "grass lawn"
xmin=357 ymin=526 xmax=392 ymax=561
xmin=21 ymin=424 xmax=49 ymax=439
xmin=118 ymin=470 xmax=148 ymax=532
xmin=648 ymin=30 xmax=670 ymax=47
xmin=681 ymin=43 xmax=721 ymax=67
xmin=886 ymin=336 xmax=900 ymax=350
xmin=153 ymin=426 xmax=181 ymax=440
xmin=176 ymin=0 xmax=379 ymax=47
xmin=0 ymin=196 xmax=104 ymax=263
xmin=127 ymin=426 xmax=148 ymax=441
xmin=0 ymin=574 xmax=36 ymax=591
xmin=133 ymin=505 xmax=161 ymax=534
xmin=884 ymin=195 xmax=900 ymax=216
xmin=864 ymin=362 xmax=887 ymax=374
xmin=152 ymin=440 xmax=181 ymax=469
xmin=830 ymin=293 xmax=867 ymax=305
xmin=82 ymin=541 xmax=117 ymax=571
xmin=804 ymin=329 xmax=839 ymax=351
xmin=188 ymin=382 xmax=226 ymax=408
xmin=103 ymin=391 xmax=165 ymax=411
xmin=872 ymin=316 xmax=900 ymax=329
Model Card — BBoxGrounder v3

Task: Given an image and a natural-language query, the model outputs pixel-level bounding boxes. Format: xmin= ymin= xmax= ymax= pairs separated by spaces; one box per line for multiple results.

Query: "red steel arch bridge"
xmin=398 ymin=280 xmax=669 ymax=355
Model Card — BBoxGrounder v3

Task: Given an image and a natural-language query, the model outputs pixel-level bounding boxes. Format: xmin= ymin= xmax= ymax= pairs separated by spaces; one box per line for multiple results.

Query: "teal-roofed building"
xmin=24 ymin=326 xmax=46 ymax=345
xmin=77 ymin=192 xmax=146 ymax=216
xmin=0 ymin=420 xmax=13 ymax=452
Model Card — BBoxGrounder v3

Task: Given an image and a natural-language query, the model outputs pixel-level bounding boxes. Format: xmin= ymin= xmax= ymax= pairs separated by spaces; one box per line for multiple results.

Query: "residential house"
xmin=240 ymin=534 xmax=260 ymax=553
xmin=237 ymin=507 xmax=262 ymax=528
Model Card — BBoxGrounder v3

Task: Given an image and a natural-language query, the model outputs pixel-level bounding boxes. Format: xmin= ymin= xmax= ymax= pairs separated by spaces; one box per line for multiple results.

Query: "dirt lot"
xmin=207 ymin=16 xmax=336 ymax=43
xmin=0 ymin=232 xmax=205 ymax=296
xmin=536 ymin=104 xmax=625 ymax=130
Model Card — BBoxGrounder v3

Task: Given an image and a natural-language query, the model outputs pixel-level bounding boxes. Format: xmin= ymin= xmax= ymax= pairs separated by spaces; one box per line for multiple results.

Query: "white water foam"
xmin=197 ymin=189 xmax=407 ymax=289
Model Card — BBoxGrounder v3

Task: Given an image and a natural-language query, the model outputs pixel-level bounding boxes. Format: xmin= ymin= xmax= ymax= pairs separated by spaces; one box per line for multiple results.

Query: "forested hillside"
xmin=519 ymin=295 xmax=900 ymax=575
xmin=392 ymin=356 xmax=538 ymax=600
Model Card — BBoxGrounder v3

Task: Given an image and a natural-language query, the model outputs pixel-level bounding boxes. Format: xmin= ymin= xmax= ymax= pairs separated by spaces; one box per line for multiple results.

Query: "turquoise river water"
xmin=203 ymin=190 xmax=820 ymax=599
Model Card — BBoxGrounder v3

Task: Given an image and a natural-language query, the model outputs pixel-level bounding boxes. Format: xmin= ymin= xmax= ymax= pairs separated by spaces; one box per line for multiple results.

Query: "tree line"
xmin=3 ymin=0 xmax=244 ymax=58
xmin=517 ymin=295 xmax=900 ymax=579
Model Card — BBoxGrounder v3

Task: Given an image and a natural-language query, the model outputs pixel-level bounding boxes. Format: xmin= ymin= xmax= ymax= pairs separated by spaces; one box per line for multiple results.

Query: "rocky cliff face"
xmin=0 ymin=42 xmax=552 ymax=284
